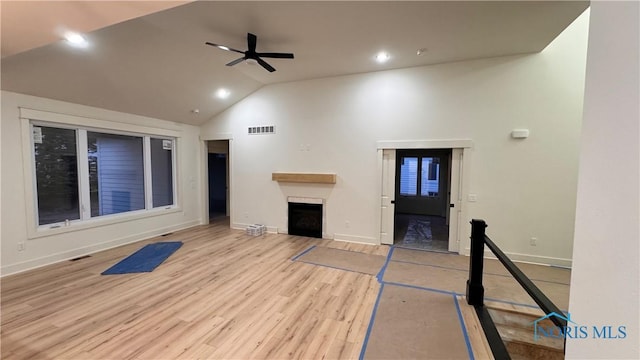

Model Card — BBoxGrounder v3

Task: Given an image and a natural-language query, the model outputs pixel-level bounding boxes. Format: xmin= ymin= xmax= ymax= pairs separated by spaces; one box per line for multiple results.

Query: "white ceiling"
xmin=1 ymin=1 xmax=589 ymax=126
xmin=0 ymin=1 xmax=190 ymax=58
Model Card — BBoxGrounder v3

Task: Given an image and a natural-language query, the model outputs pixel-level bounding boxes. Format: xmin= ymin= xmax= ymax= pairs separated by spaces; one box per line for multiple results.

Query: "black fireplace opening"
xmin=288 ymin=202 xmax=322 ymax=238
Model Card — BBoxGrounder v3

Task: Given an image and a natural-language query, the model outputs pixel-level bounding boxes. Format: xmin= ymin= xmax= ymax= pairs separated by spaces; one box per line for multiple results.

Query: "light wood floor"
xmin=1 ymin=221 xmax=388 ymax=359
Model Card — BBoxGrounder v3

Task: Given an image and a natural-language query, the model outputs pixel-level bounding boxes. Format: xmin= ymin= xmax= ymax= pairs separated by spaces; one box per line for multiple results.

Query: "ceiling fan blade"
xmin=256 ymin=57 xmax=276 ymax=72
xmin=226 ymin=57 xmax=246 ymax=66
xmin=247 ymin=33 xmax=257 ymax=53
xmin=205 ymin=42 xmax=244 ymax=54
xmin=256 ymin=52 xmax=294 ymax=59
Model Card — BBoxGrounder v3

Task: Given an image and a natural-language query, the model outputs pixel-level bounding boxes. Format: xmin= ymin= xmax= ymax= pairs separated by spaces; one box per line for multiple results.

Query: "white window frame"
xmin=398 ymin=155 xmax=443 ymax=198
xmin=148 ymin=136 xmax=178 ymax=209
xmin=20 ymin=108 xmax=182 ymax=239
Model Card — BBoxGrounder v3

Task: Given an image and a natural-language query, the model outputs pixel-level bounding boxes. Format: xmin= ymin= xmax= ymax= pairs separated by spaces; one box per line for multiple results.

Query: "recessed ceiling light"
xmin=417 ymin=48 xmax=428 ymax=56
xmin=375 ymin=51 xmax=390 ymax=63
xmin=64 ymin=32 xmax=88 ymax=47
xmin=216 ymin=89 xmax=230 ymax=99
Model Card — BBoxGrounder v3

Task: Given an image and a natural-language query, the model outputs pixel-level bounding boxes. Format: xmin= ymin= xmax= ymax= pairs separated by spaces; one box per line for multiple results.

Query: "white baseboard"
xmin=1 ymin=220 xmax=200 ymax=277
xmin=333 ymin=233 xmax=378 ymax=245
xmin=231 ymin=222 xmax=256 ymax=231
xmin=464 ymin=247 xmax=572 ymax=268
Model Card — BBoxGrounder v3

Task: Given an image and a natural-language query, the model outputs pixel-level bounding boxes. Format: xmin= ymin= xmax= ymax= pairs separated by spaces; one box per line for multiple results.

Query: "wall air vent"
xmin=248 ymin=125 xmax=275 ymax=135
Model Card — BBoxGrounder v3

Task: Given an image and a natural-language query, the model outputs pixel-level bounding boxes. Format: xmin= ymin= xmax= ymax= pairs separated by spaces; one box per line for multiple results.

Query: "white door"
xmin=380 ymin=149 xmax=396 ymax=245
xmin=448 ymin=148 xmax=463 ymax=252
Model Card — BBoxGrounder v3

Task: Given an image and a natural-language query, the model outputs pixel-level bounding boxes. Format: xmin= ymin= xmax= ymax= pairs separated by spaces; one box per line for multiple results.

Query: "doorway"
xmin=380 ymin=145 xmax=465 ymax=253
xmin=393 ymin=149 xmax=451 ymax=251
xmin=206 ymin=140 xmax=229 ymax=223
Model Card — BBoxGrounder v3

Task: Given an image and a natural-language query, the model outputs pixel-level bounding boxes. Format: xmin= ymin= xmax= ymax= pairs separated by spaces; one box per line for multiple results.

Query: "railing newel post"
xmin=466 ymin=219 xmax=487 ymax=306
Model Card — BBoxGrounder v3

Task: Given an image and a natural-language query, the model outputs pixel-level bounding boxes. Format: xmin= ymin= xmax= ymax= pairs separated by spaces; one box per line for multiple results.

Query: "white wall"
xmin=566 ymin=2 xmax=639 ymax=358
xmin=1 ymin=91 xmax=203 ymax=275
xmin=201 ymin=10 xmax=590 ymax=266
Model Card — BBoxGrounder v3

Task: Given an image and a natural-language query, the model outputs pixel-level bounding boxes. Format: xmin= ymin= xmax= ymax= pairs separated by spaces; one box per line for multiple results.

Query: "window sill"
xmin=28 ymin=206 xmax=181 ymax=240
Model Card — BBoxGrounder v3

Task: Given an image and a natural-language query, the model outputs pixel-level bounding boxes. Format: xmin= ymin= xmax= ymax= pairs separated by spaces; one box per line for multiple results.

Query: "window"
xmin=88 ymin=132 xmax=145 ymax=216
xmin=34 ymin=126 xmax=80 ymax=225
xmin=32 ymin=123 xmax=176 ymax=227
xmin=399 ymin=157 xmax=418 ymax=196
xmin=150 ymin=138 xmax=174 ymax=208
xmin=420 ymin=157 xmax=440 ymax=197
xmin=399 ymin=156 xmax=440 ymax=198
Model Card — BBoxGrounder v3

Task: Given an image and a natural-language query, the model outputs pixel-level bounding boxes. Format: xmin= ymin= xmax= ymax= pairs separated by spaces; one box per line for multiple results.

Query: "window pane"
xmin=34 ymin=126 xmax=80 ymax=225
xmin=151 ymin=138 xmax=174 ymax=207
xmin=88 ymin=132 xmax=145 ymax=216
xmin=421 ymin=157 xmax=440 ymax=197
xmin=399 ymin=157 xmax=418 ymax=196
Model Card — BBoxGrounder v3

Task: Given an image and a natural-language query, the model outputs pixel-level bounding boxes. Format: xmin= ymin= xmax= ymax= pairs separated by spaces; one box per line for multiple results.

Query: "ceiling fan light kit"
xmin=206 ymin=32 xmax=294 ymax=73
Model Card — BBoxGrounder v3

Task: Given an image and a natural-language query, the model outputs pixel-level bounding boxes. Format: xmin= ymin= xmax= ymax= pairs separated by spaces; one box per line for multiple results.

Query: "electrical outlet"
xmin=17 ymin=242 xmax=25 ymax=252
xmin=345 ymin=220 xmax=350 ymax=228
xmin=530 ymin=237 xmax=537 ymax=246
xmin=244 ymin=212 xmax=249 ymax=219
xmin=468 ymin=194 xmax=477 ymax=202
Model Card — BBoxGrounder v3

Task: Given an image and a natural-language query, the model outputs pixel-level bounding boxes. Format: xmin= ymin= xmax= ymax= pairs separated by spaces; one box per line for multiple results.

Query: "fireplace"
xmin=288 ymin=201 xmax=323 ymax=238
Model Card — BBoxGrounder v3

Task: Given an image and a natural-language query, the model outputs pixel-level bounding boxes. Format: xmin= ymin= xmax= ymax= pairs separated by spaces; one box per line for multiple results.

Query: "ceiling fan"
xmin=206 ymin=33 xmax=294 ymax=73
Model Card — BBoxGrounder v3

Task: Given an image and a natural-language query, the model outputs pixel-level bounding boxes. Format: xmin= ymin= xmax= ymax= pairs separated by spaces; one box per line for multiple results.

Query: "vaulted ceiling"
xmin=1 ymin=1 xmax=589 ymax=125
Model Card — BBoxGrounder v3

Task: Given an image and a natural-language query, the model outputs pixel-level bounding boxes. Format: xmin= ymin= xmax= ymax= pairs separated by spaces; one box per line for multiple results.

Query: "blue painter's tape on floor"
xmin=452 ymin=294 xmax=475 ymax=360
xmin=359 ymin=247 xmax=394 ymax=359
xmin=389 ymin=258 xmax=468 ymax=272
xmin=389 ymin=259 xmax=570 ymax=285
xmin=290 ymin=245 xmax=316 ymax=261
xmin=381 ymin=280 xmax=459 ymax=296
xmin=359 ymin=283 xmax=385 ymax=360
xmin=298 ymin=260 xmax=372 ymax=275
xmin=101 ymin=241 xmax=182 ymax=275
xmin=394 ymin=245 xmax=456 ymax=254
xmin=376 ymin=246 xmax=395 ymax=282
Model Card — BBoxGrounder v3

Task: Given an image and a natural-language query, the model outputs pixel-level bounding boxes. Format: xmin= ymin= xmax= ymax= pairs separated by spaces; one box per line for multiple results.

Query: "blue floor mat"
xmin=101 ymin=241 xmax=182 ymax=275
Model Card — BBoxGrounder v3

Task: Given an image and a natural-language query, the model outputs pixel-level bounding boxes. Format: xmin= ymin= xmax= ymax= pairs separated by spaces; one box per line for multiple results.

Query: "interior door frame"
xmin=201 ymin=135 xmax=233 ymax=226
xmin=376 ymin=139 xmax=472 ymax=253
xmin=380 ymin=149 xmax=396 ymax=245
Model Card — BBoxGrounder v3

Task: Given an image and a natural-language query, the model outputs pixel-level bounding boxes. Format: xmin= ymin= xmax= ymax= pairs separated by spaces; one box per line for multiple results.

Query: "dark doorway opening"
xmin=208 ymin=152 xmax=227 ymax=220
xmin=288 ymin=202 xmax=322 ymax=238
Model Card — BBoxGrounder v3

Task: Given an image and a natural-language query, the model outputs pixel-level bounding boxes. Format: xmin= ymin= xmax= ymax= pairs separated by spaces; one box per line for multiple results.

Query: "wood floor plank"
xmin=1 ymin=223 xmax=384 ymax=359
xmin=325 ymin=338 xmax=355 ymax=360
xmin=456 ymin=296 xmax=495 ymax=360
xmin=2 ymin=221 xmax=507 ymax=359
